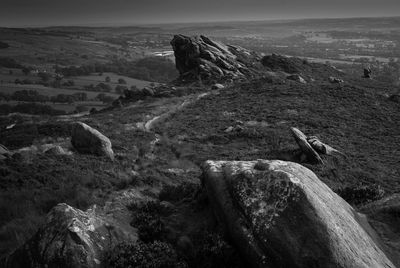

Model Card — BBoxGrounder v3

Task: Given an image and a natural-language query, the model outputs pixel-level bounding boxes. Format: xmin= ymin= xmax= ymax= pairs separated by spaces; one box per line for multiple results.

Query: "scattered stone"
xmin=211 ymin=83 xmax=225 ymax=90
xmin=306 ymin=136 xmax=344 ymax=156
xmin=5 ymin=203 xmax=137 ymax=268
xmin=71 ymin=122 xmax=114 ymax=160
xmin=244 ymin=121 xmax=270 ymax=127
xmin=364 ymin=67 xmax=372 ymax=78
xmin=329 ymin=76 xmax=344 ymax=83
xmin=44 ymin=145 xmax=68 ymax=156
xmin=286 ymin=74 xmax=307 ymax=84
xmin=142 ymin=87 xmax=155 ymax=96
xmin=224 ymin=126 xmax=234 ymax=133
xmin=6 ymin=123 xmax=15 ymax=130
xmin=291 ymin=127 xmax=323 ymax=164
xmin=202 ymin=160 xmax=395 ymax=268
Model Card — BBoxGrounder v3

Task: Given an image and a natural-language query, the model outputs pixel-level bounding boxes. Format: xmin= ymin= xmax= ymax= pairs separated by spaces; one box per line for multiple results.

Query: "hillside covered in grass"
xmin=1 ymin=35 xmax=400 ymax=267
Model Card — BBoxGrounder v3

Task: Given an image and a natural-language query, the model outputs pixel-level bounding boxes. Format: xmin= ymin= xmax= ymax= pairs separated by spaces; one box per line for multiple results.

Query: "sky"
xmin=0 ymin=0 xmax=399 ymax=27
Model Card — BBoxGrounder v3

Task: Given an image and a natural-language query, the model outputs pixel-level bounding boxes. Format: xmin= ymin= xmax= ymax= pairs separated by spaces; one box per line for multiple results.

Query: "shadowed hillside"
xmin=1 ymin=34 xmax=400 ymax=268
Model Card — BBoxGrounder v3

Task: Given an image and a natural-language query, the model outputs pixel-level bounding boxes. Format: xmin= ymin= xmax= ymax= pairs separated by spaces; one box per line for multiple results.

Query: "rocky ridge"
xmin=171 ymin=34 xmax=261 ymax=83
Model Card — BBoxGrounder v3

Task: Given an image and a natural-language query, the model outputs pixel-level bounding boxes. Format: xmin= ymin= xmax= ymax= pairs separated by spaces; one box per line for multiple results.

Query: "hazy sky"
xmin=0 ymin=0 xmax=399 ymax=27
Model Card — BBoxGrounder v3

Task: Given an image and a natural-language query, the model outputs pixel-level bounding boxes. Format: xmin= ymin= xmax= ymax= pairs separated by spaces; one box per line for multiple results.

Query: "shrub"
xmin=104 ymin=241 xmax=186 ymax=268
xmin=159 ymin=182 xmax=199 ymax=203
xmin=118 ymin=78 xmax=127 ymax=84
xmin=186 ymin=231 xmax=244 ymax=268
xmin=335 ymin=183 xmax=385 ymax=206
xmin=130 ymin=202 xmax=166 ymax=243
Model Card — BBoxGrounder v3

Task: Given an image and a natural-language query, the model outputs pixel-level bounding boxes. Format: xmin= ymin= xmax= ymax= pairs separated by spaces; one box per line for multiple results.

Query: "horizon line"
xmin=2 ymin=14 xmax=400 ymax=29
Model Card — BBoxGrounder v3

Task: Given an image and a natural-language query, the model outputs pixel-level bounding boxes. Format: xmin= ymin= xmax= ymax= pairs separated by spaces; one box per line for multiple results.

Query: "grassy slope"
xmin=0 ymin=74 xmax=399 ymax=261
xmin=0 ymin=96 xmax=199 ymax=257
xmin=160 ymin=77 xmax=400 ymax=193
xmin=71 ymin=72 xmax=155 ymax=89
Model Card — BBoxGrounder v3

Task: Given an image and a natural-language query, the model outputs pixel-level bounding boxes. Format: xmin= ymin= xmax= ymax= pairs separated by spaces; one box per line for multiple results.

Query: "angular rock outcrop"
xmin=4 ymin=203 xmax=137 ymax=268
xmin=291 ymin=127 xmax=324 ymax=164
xmin=202 ymin=160 xmax=395 ymax=268
xmin=170 ymin=35 xmax=260 ymax=82
xmin=71 ymin=122 xmax=114 ymax=160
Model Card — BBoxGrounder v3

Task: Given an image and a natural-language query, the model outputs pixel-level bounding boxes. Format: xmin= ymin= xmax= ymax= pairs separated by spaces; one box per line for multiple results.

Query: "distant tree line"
xmin=0 ymin=57 xmax=23 ymax=69
xmin=0 ymin=90 xmax=88 ymax=104
xmin=0 ymin=103 xmax=66 ymax=115
xmin=56 ymin=56 xmax=178 ymax=83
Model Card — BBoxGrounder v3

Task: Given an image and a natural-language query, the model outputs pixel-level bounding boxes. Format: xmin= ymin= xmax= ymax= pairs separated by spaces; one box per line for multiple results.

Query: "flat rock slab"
xmin=202 ymin=159 xmax=394 ymax=268
xmin=291 ymin=127 xmax=323 ymax=164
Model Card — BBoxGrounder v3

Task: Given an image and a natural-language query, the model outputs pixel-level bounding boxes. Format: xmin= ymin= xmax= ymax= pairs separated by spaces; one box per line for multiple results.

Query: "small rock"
xmin=211 ymin=83 xmax=225 ymax=90
xmin=71 ymin=122 xmax=114 ymax=160
xmin=142 ymin=87 xmax=155 ymax=96
xmin=44 ymin=145 xmax=68 ymax=156
xmin=286 ymin=74 xmax=307 ymax=84
xmin=364 ymin=68 xmax=372 ymax=78
xmin=329 ymin=76 xmax=344 ymax=83
xmin=225 ymin=126 xmax=234 ymax=133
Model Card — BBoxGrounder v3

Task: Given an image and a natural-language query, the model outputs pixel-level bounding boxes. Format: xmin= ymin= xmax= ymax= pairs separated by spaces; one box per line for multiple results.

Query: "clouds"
xmin=0 ymin=0 xmax=399 ymax=27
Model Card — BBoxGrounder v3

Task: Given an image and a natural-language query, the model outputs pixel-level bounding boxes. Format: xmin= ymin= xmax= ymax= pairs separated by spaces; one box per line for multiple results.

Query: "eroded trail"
xmin=143 ymin=92 xmax=212 ymax=132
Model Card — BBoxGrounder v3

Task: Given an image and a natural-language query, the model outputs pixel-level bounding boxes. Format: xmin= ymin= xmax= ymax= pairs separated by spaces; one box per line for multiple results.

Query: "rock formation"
xmin=170 ymin=35 xmax=261 ymax=82
xmin=4 ymin=203 xmax=137 ymax=268
xmin=291 ymin=127 xmax=324 ymax=164
xmin=290 ymin=128 xmax=345 ymax=164
xmin=202 ymin=159 xmax=395 ymax=268
xmin=71 ymin=122 xmax=114 ymax=160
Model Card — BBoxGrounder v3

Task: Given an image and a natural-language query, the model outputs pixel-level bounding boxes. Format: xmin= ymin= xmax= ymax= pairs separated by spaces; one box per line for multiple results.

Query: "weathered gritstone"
xmin=228 ymin=164 xmax=301 ymax=234
xmin=4 ymin=187 xmax=153 ymax=268
xmin=202 ymin=160 xmax=395 ymax=268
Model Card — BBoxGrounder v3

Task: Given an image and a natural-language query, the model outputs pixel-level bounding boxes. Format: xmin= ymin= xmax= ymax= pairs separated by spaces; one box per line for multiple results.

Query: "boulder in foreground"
xmin=71 ymin=122 xmax=114 ymax=160
xmin=202 ymin=159 xmax=394 ymax=268
xmin=5 ymin=203 xmax=137 ymax=268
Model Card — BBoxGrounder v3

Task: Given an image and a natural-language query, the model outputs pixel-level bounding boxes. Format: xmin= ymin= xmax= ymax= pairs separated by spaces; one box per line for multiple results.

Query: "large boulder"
xmin=170 ymin=35 xmax=260 ymax=82
xmin=361 ymin=194 xmax=400 ymax=267
xmin=201 ymin=160 xmax=395 ymax=268
xmin=71 ymin=122 xmax=114 ymax=160
xmin=4 ymin=203 xmax=137 ymax=268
